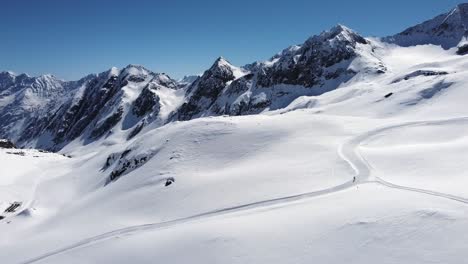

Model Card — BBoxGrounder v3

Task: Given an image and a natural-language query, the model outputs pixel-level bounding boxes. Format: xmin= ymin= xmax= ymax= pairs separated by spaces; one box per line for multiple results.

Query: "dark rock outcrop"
xmin=0 ymin=66 xmax=179 ymax=151
xmin=132 ymin=87 xmax=161 ymax=117
xmin=457 ymin=43 xmax=468 ymax=55
xmin=176 ymin=57 xmax=238 ymax=121
xmin=0 ymin=139 xmax=16 ymax=149
xmin=257 ymin=25 xmax=368 ymax=88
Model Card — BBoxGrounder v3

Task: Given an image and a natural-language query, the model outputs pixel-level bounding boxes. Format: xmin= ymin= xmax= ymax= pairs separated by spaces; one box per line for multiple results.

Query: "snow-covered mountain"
xmin=3 ymin=4 xmax=468 ymax=264
xmin=384 ymin=3 xmax=468 ymax=49
xmin=0 ymin=72 xmax=73 ymax=142
xmin=0 ymin=25 xmax=385 ymax=150
xmin=2 ymin=4 xmax=467 ymax=151
xmin=0 ymin=66 xmax=182 ymax=150
xmin=174 ymin=25 xmax=385 ymax=118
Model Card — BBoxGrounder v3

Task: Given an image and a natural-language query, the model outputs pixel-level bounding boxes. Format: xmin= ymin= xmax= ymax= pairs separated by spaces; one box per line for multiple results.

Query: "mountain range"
xmin=1 ymin=3 xmax=467 ymax=151
xmin=3 ymin=4 xmax=468 ymax=264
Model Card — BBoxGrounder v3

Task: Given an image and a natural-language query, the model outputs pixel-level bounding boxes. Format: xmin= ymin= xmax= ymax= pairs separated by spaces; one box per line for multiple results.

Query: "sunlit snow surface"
xmin=2 ymin=43 xmax=468 ymax=263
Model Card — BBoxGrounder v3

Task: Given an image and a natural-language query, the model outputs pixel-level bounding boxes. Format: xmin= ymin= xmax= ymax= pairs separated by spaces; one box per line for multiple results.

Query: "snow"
xmin=156 ymin=85 xmax=186 ymax=120
xmin=21 ymin=184 xmax=468 ymax=264
xmin=3 ymin=100 xmax=468 ymax=263
xmin=0 ymin=149 xmax=68 ymax=219
xmin=0 ymin=93 xmax=15 ymax=107
xmin=2 ymin=6 xmax=468 ymax=263
xmin=361 ymin=119 xmax=468 ymax=198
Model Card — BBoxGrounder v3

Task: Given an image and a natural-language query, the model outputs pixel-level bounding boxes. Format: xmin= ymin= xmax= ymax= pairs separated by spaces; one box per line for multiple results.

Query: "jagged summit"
xmin=175 ymin=56 xmax=249 ymax=121
xmin=308 ymin=24 xmax=368 ymax=45
xmin=0 ymin=71 xmax=42 ymax=80
xmin=385 ymin=3 xmax=468 ymax=49
xmin=0 ymin=71 xmax=17 ymax=88
xmin=214 ymin=56 xmax=228 ymax=64
xmin=209 ymin=56 xmax=236 ymax=72
xmin=3 ymin=4 xmax=468 ymax=150
xmin=0 ymin=71 xmax=16 ymax=77
xmin=202 ymin=56 xmax=247 ymax=81
xmin=454 ymin=3 xmax=468 ymax=21
xmin=254 ymin=24 xmax=371 ymax=88
xmin=122 ymin=64 xmax=152 ymax=74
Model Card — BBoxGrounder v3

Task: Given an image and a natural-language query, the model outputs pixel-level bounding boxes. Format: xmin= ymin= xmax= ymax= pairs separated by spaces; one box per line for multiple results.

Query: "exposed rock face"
xmin=50 ymin=71 xmax=122 ymax=144
xmin=385 ymin=3 xmax=468 ymax=49
xmin=174 ymin=25 xmax=381 ymax=118
xmin=0 ymin=25 xmax=381 ymax=150
xmin=0 ymin=72 xmax=72 ymax=142
xmin=457 ymin=43 xmax=468 ymax=55
xmin=90 ymin=107 xmax=124 ymax=139
xmin=256 ymin=25 xmax=368 ymax=88
xmin=176 ymin=57 xmax=241 ymax=121
xmin=0 ymin=139 xmax=16 ymax=149
xmin=5 ymin=5 xmax=466 ymax=151
xmin=0 ymin=66 xmax=179 ymax=150
xmin=132 ymin=86 xmax=161 ymax=118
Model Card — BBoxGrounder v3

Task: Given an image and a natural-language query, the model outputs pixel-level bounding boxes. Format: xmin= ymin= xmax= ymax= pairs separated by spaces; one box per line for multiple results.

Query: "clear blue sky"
xmin=0 ymin=0 xmax=463 ymax=80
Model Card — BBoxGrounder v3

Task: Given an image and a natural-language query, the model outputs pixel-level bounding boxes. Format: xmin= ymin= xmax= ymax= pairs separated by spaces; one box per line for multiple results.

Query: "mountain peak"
xmin=122 ymin=64 xmax=153 ymax=78
xmin=39 ymin=74 xmax=58 ymax=80
xmin=206 ymin=56 xmax=239 ymax=76
xmin=329 ymin=24 xmax=353 ymax=34
xmin=212 ymin=56 xmax=232 ymax=67
xmin=106 ymin=67 xmax=121 ymax=77
xmin=306 ymin=24 xmax=367 ymax=46
xmin=124 ymin=64 xmax=149 ymax=71
xmin=0 ymin=71 xmax=16 ymax=77
xmin=455 ymin=3 xmax=468 ymax=14
xmin=386 ymin=4 xmax=468 ymax=49
xmin=443 ymin=3 xmax=468 ymax=28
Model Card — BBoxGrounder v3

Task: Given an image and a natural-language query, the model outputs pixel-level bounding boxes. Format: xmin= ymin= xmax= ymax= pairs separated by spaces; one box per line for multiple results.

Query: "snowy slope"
xmin=1 ymin=4 xmax=468 ymax=264
xmin=2 ymin=110 xmax=468 ymax=263
xmin=0 ymin=148 xmax=69 ymax=221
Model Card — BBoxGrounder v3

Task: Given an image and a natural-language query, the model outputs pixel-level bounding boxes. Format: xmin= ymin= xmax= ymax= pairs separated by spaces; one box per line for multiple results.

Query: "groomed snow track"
xmin=19 ymin=116 xmax=468 ymax=264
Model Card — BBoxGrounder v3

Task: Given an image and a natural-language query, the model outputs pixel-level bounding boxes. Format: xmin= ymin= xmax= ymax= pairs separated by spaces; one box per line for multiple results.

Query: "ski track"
xmin=18 ymin=116 xmax=468 ymax=264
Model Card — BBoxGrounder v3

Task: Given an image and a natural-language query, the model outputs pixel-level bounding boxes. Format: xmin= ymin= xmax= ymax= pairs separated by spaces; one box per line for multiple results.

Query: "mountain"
xmin=0 ymin=66 xmax=181 ymax=150
xmin=0 ymin=71 xmax=72 ymax=142
xmin=174 ymin=57 xmax=248 ymax=121
xmin=174 ymin=25 xmax=384 ymax=119
xmin=3 ymin=4 xmax=468 ymax=264
xmin=385 ymin=3 xmax=468 ymax=49
xmin=1 ymin=5 xmax=467 ymax=151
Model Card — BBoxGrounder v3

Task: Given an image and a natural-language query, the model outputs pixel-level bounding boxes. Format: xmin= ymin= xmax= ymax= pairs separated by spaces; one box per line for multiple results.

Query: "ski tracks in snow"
xmin=19 ymin=116 xmax=468 ymax=264
xmin=342 ymin=116 xmax=468 ymax=204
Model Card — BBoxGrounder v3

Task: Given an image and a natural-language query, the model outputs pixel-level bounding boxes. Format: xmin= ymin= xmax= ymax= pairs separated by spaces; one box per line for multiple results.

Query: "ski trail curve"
xmin=375 ymin=178 xmax=468 ymax=204
xmin=344 ymin=116 xmax=468 ymax=204
xmin=19 ymin=180 xmax=355 ymax=264
xmin=18 ymin=116 xmax=468 ymax=264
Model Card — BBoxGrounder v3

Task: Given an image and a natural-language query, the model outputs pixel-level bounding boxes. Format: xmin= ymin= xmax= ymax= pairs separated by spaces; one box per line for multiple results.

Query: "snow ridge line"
xmin=18 ymin=116 xmax=468 ymax=264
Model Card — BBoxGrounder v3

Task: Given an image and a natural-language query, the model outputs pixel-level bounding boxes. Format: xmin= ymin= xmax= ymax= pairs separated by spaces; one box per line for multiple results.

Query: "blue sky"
xmin=0 ymin=0 xmax=463 ymax=80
